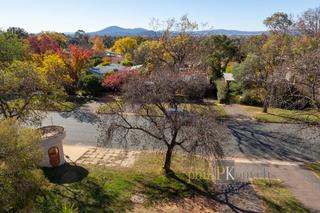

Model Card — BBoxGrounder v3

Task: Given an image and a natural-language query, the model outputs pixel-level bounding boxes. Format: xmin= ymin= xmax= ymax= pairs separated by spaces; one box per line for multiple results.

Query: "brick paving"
xmin=76 ymin=147 xmax=140 ymax=167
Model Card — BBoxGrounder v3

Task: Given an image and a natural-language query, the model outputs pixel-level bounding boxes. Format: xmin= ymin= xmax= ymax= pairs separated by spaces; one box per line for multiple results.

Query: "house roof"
xmin=89 ymin=64 xmax=125 ymax=77
xmin=223 ymin=73 xmax=235 ymax=81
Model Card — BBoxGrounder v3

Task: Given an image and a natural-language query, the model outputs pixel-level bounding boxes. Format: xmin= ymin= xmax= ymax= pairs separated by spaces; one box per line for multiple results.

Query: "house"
xmin=223 ymin=73 xmax=235 ymax=82
xmin=89 ymin=64 xmax=125 ymax=77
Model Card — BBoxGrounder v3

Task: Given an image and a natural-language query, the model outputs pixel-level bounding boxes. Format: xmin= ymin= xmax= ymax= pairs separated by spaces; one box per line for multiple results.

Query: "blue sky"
xmin=0 ymin=0 xmax=319 ymax=33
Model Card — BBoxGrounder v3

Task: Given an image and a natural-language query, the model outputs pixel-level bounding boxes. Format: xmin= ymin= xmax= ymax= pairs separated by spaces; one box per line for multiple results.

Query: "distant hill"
xmin=84 ymin=26 xmax=263 ymax=37
xmin=89 ymin=26 xmax=156 ymax=37
xmin=195 ymin=29 xmax=264 ymax=36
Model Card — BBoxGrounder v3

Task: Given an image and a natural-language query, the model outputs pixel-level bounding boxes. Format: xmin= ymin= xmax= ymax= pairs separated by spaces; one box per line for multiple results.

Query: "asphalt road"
xmin=42 ymin=111 xmax=99 ymax=146
xmin=42 ymin=111 xmax=320 ymax=161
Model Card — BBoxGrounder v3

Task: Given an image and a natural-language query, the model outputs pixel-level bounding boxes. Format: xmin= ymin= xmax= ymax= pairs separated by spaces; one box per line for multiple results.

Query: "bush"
xmin=102 ymin=70 xmax=137 ymax=91
xmin=100 ymin=61 xmax=111 ymax=66
xmin=240 ymin=90 xmax=263 ymax=106
xmin=121 ymin=53 xmax=134 ymax=66
xmin=0 ymin=119 xmax=48 ymax=212
xmin=93 ymin=57 xmax=103 ymax=66
xmin=182 ymin=74 xmax=209 ymax=100
xmin=80 ymin=74 xmax=103 ymax=96
xmin=121 ymin=60 xmax=134 ymax=66
xmin=216 ymin=80 xmax=229 ymax=104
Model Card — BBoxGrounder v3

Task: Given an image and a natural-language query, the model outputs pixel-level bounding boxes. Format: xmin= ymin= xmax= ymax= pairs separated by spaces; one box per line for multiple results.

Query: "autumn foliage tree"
xmin=111 ymin=37 xmax=138 ymax=55
xmin=67 ymin=44 xmax=91 ymax=89
xmin=26 ymin=34 xmax=62 ymax=55
xmin=91 ymin=35 xmax=105 ymax=54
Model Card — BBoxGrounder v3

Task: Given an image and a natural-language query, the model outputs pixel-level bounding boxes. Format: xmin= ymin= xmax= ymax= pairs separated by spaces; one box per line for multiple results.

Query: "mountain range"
xmin=87 ymin=26 xmax=263 ymax=37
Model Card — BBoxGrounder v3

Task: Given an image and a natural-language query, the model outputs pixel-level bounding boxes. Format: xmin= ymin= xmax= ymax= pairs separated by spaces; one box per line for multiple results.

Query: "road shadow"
xmin=42 ymin=163 xmax=88 ymax=184
xmin=227 ymin=120 xmax=320 ymax=161
xmin=59 ymin=109 xmax=99 ymax=124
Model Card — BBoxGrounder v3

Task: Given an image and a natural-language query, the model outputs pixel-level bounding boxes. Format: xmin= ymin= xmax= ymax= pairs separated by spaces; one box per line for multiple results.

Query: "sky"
xmin=0 ymin=0 xmax=319 ymax=33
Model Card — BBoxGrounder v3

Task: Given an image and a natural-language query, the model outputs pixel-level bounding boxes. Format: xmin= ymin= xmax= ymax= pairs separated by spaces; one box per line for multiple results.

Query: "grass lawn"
xmin=252 ymin=179 xmax=309 ymax=213
xmin=46 ymin=101 xmax=82 ymax=112
xmin=304 ymin=162 xmax=320 ymax=178
xmin=243 ymin=105 xmax=320 ymax=124
xmin=39 ymin=153 xmax=213 ymax=213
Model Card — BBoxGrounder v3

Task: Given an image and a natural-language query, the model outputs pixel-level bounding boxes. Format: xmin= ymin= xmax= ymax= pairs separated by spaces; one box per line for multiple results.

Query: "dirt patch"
xmin=130 ymin=196 xmax=218 ymax=213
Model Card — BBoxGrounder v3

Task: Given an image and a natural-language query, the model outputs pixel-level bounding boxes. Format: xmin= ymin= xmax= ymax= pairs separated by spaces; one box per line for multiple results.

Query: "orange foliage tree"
xmin=91 ymin=36 xmax=105 ymax=54
xmin=67 ymin=45 xmax=91 ymax=89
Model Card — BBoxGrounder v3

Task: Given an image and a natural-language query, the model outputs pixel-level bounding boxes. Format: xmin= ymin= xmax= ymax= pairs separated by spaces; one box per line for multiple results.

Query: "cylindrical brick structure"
xmin=38 ymin=126 xmax=66 ymax=168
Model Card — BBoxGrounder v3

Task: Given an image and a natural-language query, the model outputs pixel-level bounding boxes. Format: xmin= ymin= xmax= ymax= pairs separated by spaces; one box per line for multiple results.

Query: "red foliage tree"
xmin=26 ymin=34 xmax=62 ymax=55
xmin=102 ymin=70 xmax=137 ymax=90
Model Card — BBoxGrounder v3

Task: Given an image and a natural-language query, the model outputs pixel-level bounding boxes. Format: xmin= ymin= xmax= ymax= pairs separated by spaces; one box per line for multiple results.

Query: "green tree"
xmin=264 ymin=12 xmax=293 ymax=33
xmin=0 ymin=119 xmax=48 ymax=212
xmin=6 ymin=27 xmax=28 ymax=39
xmin=0 ymin=32 xmax=26 ymax=68
xmin=80 ymin=74 xmax=103 ymax=96
xmin=201 ymin=35 xmax=241 ymax=80
xmin=0 ymin=61 xmax=65 ymax=123
xmin=235 ymin=33 xmax=293 ymax=113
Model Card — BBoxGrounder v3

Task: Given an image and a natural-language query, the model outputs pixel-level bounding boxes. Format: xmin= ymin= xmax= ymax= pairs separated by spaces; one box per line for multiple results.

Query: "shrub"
xmin=80 ymin=74 xmax=103 ymax=96
xmin=0 ymin=119 xmax=48 ymax=212
xmin=121 ymin=59 xmax=134 ymax=66
xmin=216 ymin=80 xmax=229 ymax=104
xmin=93 ymin=57 xmax=103 ymax=66
xmin=240 ymin=90 xmax=263 ymax=106
xmin=100 ymin=61 xmax=111 ymax=66
xmin=102 ymin=70 xmax=137 ymax=91
xmin=182 ymin=74 xmax=209 ymax=100
xmin=121 ymin=53 xmax=134 ymax=66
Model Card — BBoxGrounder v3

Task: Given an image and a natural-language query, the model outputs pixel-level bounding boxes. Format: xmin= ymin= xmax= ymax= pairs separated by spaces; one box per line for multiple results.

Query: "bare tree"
xmin=286 ymin=48 xmax=320 ymax=110
xmin=296 ymin=6 xmax=320 ymax=36
xmin=148 ymin=15 xmax=203 ymax=73
xmin=99 ymin=71 xmax=226 ymax=174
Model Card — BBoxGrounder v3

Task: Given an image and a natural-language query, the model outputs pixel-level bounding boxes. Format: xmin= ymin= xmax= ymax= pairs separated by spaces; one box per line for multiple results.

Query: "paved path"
xmin=76 ymin=147 xmax=140 ymax=167
xmin=64 ymin=145 xmax=140 ymax=167
xmin=63 ymin=145 xmax=95 ymax=162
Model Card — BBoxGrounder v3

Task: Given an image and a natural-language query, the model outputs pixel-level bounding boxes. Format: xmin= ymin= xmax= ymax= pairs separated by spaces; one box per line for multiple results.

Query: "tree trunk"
xmin=263 ymin=98 xmax=268 ymax=113
xmin=164 ymin=146 xmax=173 ymax=174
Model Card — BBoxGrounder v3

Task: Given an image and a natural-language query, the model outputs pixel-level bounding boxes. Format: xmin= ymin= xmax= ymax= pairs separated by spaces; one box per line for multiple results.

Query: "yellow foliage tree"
xmin=38 ymin=53 xmax=72 ymax=87
xmin=111 ymin=37 xmax=138 ymax=55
